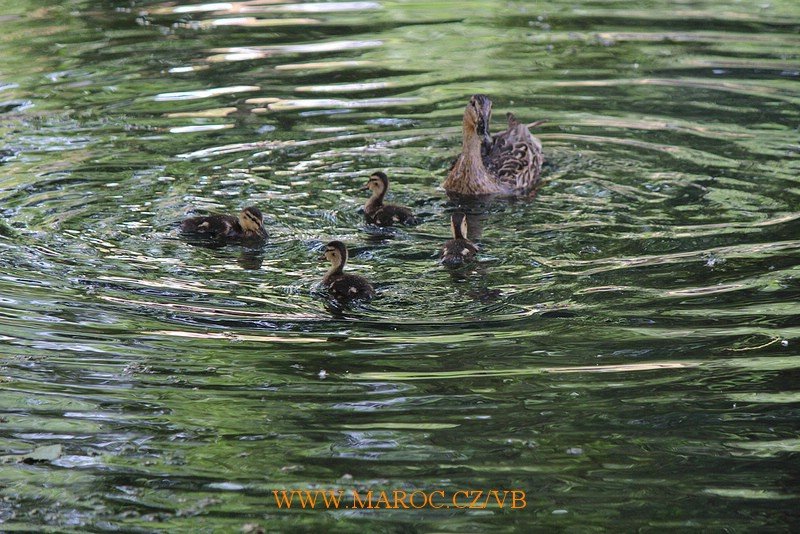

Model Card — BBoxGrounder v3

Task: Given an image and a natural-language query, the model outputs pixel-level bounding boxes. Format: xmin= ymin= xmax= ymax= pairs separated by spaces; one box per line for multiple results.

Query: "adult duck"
xmin=444 ymin=94 xmax=544 ymax=197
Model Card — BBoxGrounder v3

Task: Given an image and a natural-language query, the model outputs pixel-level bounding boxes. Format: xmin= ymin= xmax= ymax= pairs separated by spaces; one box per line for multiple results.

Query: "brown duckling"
xmin=441 ymin=212 xmax=478 ymax=267
xmin=363 ymin=171 xmax=417 ymax=226
xmin=444 ymin=94 xmax=544 ymax=197
xmin=180 ymin=206 xmax=266 ymax=241
xmin=322 ymin=240 xmax=374 ymax=301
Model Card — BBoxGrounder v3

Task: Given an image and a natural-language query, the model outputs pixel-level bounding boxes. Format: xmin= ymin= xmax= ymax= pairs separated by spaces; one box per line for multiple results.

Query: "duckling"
xmin=441 ymin=212 xmax=478 ymax=267
xmin=322 ymin=240 xmax=374 ymax=301
xmin=180 ymin=206 xmax=266 ymax=241
xmin=363 ymin=171 xmax=417 ymax=226
xmin=444 ymin=94 xmax=544 ymax=197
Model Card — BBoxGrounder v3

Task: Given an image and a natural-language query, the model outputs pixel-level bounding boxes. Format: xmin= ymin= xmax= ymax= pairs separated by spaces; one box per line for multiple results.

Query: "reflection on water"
xmin=1 ymin=0 xmax=799 ymax=530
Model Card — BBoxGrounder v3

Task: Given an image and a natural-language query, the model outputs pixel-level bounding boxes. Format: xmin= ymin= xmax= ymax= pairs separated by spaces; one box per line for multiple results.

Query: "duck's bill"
xmin=477 ymin=116 xmax=491 ymax=139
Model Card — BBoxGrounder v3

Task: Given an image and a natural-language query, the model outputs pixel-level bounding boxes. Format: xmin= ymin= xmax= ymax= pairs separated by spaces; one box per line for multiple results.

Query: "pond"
xmin=1 ymin=0 xmax=798 ymax=530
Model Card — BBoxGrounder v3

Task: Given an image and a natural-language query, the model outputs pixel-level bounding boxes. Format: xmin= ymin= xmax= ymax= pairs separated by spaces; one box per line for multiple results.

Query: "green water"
xmin=1 ymin=0 xmax=799 ymax=531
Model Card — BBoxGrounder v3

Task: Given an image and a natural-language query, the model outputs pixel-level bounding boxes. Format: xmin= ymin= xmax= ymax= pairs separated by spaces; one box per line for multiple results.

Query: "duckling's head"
xmin=239 ymin=206 xmax=266 ymax=236
xmin=464 ymin=94 xmax=492 ymax=139
xmin=365 ymin=171 xmax=389 ymax=196
xmin=323 ymin=240 xmax=348 ymax=269
xmin=450 ymin=212 xmax=469 ymax=240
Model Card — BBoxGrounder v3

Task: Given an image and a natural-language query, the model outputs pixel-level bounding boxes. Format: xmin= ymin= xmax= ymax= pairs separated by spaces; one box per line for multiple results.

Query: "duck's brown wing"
xmin=441 ymin=238 xmax=478 ymax=266
xmin=329 ymin=274 xmax=374 ymax=301
xmin=181 ymin=214 xmax=239 ymax=237
xmin=485 ymin=113 xmax=544 ymax=195
xmin=370 ymin=205 xmax=417 ymax=226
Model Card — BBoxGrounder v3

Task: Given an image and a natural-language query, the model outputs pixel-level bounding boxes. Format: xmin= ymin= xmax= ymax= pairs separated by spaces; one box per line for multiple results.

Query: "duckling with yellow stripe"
xmin=441 ymin=212 xmax=478 ymax=267
xmin=181 ymin=206 xmax=266 ymax=241
xmin=322 ymin=240 xmax=374 ymax=301
xmin=363 ymin=171 xmax=417 ymax=226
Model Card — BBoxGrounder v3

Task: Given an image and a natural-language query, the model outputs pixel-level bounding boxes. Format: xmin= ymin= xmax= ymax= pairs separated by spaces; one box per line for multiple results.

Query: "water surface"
xmin=1 ymin=0 xmax=799 ymax=531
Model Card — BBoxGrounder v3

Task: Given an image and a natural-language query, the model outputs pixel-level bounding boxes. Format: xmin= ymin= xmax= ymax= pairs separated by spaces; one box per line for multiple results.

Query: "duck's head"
xmin=450 ymin=212 xmax=469 ymax=240
xmin=238 ymin=206 xmax=266 ymax=237
xmin=364 ymin=171 xmax=389 ymax=196
xmin=323 ymin=240 xmax=348 ymax=270
xmin=464 ymin=94 xmax=492 ymax=139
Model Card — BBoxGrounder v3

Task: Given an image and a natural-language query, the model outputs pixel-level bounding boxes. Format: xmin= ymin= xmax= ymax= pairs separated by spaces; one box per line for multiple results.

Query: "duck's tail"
xmin=506 ymin=113 xmax=547 ymax=130
xmin=506 ymin=112 xmax=520 ymax=127
xmin=441 ymin=254 xmax=466 ymax=267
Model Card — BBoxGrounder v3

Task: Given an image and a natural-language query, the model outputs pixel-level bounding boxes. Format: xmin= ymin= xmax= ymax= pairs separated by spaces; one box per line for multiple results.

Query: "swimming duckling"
xmin=322 ymin=240 xmax=374 ymax=301
xmin=441 ymin=212 xmax=478 ymax=267
xmin=444 ymin=94 xmax=544 ymax=197
xmin=363 ymin=171 xmax=417 ymax=226
xmin=180 ymin=206 xmax=266 ymax=241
